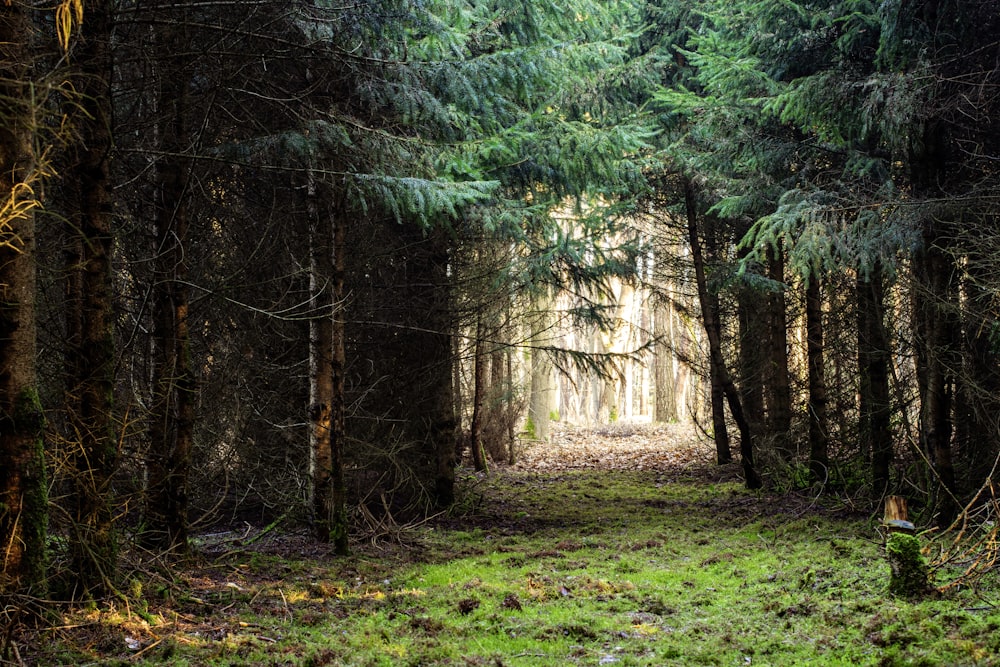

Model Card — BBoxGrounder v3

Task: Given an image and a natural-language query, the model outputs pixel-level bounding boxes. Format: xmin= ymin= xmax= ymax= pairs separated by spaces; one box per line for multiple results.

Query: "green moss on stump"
xmin=887 ymin=532 xmax=930 ymax=598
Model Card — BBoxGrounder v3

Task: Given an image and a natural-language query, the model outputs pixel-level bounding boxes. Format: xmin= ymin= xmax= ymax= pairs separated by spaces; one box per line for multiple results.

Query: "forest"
xmin=1 ymin=0 xmax=1000 ymax=664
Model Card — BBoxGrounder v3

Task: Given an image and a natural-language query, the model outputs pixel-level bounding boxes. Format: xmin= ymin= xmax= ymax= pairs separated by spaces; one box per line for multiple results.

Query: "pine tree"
xmin=0 ymin=1 xmax=49 ymax=595
xmin=63 ymin=0 xmax=118 ymax=596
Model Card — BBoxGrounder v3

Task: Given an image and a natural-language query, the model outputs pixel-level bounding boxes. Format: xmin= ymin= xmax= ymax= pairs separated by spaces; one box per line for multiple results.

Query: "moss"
xmin=523 ymin=416 xmax=536 ymax=439
xmin=16 ymin=386 xmax=48 ymax=593
xmin=887 ymin=532 xmax=930 ymax=598
xmin=14 ymin=385 xmax=45 ymax=432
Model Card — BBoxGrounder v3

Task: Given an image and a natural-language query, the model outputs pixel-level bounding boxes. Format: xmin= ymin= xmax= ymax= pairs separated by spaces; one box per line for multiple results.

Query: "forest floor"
xmin=16 ymin=423 xmax=1000 ymax=666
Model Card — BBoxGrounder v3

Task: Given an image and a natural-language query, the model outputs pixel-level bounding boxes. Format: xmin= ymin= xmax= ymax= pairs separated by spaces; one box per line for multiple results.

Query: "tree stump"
xmin=883 ymin=496 xmax=930 ymax=597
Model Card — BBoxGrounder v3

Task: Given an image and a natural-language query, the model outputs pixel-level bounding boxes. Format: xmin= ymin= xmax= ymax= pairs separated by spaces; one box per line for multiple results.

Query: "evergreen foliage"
xmin=2 ymin=0 xmax=998 ymax=611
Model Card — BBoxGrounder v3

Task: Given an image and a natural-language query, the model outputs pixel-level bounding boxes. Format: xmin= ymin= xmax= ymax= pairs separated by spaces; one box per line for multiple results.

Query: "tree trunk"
xmin=736 ymin=254 xmax=765 ymax=445
xmin=426 ymin=233 xmax=458 ymax=507
xmin=306 ymin=170 xmax=348 ymax=554
xmin=308 ymin=171 xmax=333 ymax=543
xmin=914 ymin=241 xmax=958 ymax=524
xmin=858 ymin=265 xmax=892 ymax=495
xmin=469 ymin=315 xmax=490 ymax=473
xmin=501 ymin=343 xmax=517 ymax=463
xmin=957 ymin=259 xmax=1000 ymax=491
xmin=144 ymin=11 xmax=194 ymax=552
xmin=529 ymin=289 xmax=554 ymax=438
xmin=806 ymin=274 xmax=829 ymax=484
xmin=707 ymin=353 xmax=732 ymax=462
xmin=684 ymin=180 xmax=760 ymax=487
xmin=65 ymin=0 xmax=117 ymax=597
xmin=330 ymin=205 xmax=349 ymax=554
xmin=0 ymin=4 xmax=46 ymax=592
xmin=703 ymin=213 xmax=732 ymax=462
xmin=765 ymin=243 xmax=792 ymax=459
xmin=653 ymin=298 xmax=679 ymax=423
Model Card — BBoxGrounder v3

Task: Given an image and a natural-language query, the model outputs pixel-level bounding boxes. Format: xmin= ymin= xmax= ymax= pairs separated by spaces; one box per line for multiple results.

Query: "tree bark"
xmin=765 ymin=243 xmax=792 ymax=459
xmin=0 ymin=3 xmax=46 ymax=592
xmin=305 ymin=167 xmax=349 ymax=554
xmin=858 ymin=265 xmax=892 ymax=495
xmin=469 ymin=314 xmax=490 ymax=473
xmin=914 ymin=241 xmax=958 ymax=524
xmin=956 ymin=258 xmax=1000 ymax=490
xmin=426 ymin=233 xmax=458 ymax=507
xmin=703 ymin=214 xmax=732 ymax=463
xmin=684 ymin=180 xmax=760 ymax=487
xmin=736 ymin=250 xmax=765 ymax=448
xmin=707 ymin=351 xmax=732 ymax=463
xmin=308 ymin=170 xmax=334 ymax=543
xmin=653 ymin=298 xmax=679 ymax=423
xmin=330 ymin=204 xmax=348 ymax=554
xmin=492 ymin=348 xmax=513 ymax=463
xmin=528 ymin=288 xmax=554 ymax=438
xmin=144 ymin=9 xmax=194 ymax=552
xmin=65 ymin=0 xmax=117 ymax=597
xmin=806 ymin=274 xmax=829 ymax=484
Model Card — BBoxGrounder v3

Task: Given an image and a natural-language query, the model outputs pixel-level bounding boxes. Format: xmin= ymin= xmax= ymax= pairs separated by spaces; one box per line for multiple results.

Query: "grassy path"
xmin=25 ymin=427 xmax=1000 ymax=665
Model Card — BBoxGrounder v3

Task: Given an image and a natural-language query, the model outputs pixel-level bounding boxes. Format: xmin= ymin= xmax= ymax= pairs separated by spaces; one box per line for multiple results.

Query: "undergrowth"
xmin=15 ymin=466 xmax=1000 ymax=666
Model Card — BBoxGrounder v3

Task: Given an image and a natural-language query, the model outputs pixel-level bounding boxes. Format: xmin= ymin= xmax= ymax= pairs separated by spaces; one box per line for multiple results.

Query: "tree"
xmin=307 ymin=172 xmax=348 ymax=553
xmin=805 ymin=273 xmax=829 ymax=483
xmin=685 ymin=180 xmax=760 ymax=487
xmin=763 ymin=243 xmax=792 ymax=459
xmin=468 ymin=311 xmax=491 ymax=473
xmin=858 ymin=265 xmax=892 ymax=495
xmin=142 ymin=0 xmax=196 ymax=552
xmin=64 ymin=0 xmax=117 ymax=596
xmin=0 ymin=2 xmax=47 ymax=593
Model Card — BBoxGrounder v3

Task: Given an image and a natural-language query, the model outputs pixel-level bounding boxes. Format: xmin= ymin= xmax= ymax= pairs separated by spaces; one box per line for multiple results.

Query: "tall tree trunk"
xmin=330 ymin=209 xmax=348 ymax=553
xmin=0 ymin=4 xmax=46 ymax=592
xmin=529 ymin=288 xmax=554 ymax=438
xmin=858 ymin=265 xmax=892 ymax=495
xmin=307 ymin=175 xmax=348 ymax=554
xmin=736 ymin=252 xmax=765 ymax=444
xmin=765 ymin=243 xmax=792 ymax=459
xmin=914 ymin=241 xmax=958 ymax=524
xmin=806 ymin=274 xmax=829 ymax=484
xmin=654 ymin=297 xmax=679 ymax=422
xmin=469 ymin=314 xmax=490 ymax=473
xmin=307 ymin=173 xmax=332 ymax=542
xmin=707 ymin=351 xmax=731 ymax=462
xmin=703 ymin=213 xmax=732 ymax=462
xmin=144 ymin=12 xmax=194 ymax=552
xmin=65 ymin=0 xmax=117 ymax=597
xmin=426 ymin=233 xmax=458 ymax=507
xmin=490 ymin=341 xmax=514 ymax=463
xmin=684 ymin=180 xmax=760 ymax=487
xmin=957 ymin=258 xmax=1000 ymax=491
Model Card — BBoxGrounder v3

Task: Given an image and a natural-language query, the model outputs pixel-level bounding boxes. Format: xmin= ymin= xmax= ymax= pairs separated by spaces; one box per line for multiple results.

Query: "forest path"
xmin=512 ymin=421 xmax=718 ymax=474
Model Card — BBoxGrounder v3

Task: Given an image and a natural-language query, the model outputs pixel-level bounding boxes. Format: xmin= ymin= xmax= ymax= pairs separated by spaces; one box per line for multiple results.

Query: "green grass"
xmin=25 ymin=468 xmax=1000 ymax=666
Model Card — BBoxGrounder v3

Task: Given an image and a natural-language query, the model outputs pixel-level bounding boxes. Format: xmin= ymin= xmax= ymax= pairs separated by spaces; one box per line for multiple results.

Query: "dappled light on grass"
xmin=20 ymin=424 xmax=1000 ymax=666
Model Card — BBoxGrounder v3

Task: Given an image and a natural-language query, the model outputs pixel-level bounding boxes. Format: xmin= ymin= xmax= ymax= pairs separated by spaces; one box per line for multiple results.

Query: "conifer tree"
xmin=0 ymin=1 xmax=47 ymax=594
xmin=64 ymin=0 xmax=118 ymax=596
xmin=651 ymin=0 xmax=1000 ymax=507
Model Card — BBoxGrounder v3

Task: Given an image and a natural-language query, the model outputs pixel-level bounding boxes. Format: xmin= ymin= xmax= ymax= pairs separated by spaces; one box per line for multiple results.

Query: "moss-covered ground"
xmin=20 ymin=431 xmax=1000 ymax=666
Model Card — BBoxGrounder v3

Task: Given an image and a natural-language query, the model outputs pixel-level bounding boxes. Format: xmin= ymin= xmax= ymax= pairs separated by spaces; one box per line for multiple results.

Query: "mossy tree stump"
xmin=883 ymin=496 xmax=930 ymax=597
